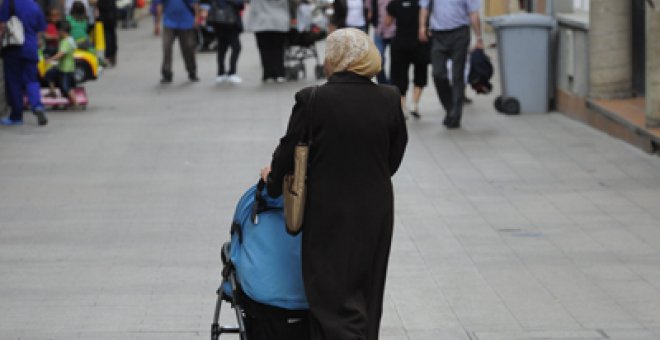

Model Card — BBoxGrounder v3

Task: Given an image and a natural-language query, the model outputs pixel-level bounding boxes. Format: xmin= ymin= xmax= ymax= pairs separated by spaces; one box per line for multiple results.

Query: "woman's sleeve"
xmin=266 ymin=87 xmax=313 ymax=197
xmin=388 ymin=88 xmax=408 ymax=176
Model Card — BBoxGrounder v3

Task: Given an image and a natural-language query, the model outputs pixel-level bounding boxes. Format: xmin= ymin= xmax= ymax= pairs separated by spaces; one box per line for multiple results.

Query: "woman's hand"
xmin=260 ymin=165 xmax=271 ymax=183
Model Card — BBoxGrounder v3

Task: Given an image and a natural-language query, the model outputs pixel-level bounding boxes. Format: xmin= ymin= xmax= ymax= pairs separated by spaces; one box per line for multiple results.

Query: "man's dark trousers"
xmin=430 ymin=25 xmax=470 ymax=126
xmin=161 ymin=27 xmax=197 ymax=80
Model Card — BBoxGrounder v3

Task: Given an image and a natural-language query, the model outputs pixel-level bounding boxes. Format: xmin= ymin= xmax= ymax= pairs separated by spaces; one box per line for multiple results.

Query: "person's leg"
xmin=161 ymin=27 xmax=176 ymax=81
xmin=430 ymin=32 xmax=453 ymax=122
xmin=254 ymin=32 xmax=270 ymax=80
xmin=389 ymin=45 xmax=409 ymax=106
xmin=104 ymin=20 xmax=118 ymax=65
xmin=179 ymin=28 xmax=198 ymax=80
xmin=215 ymin=29 xmax=230 ymax=76
xmin=411 ymin=43 xmax=430 ymax=116
xmin=23 ymin=59 xmax=47 ymax=125
xmin=269 ymin=32 xmax=287 ymax=80
xmin=44 ymin=68 xmax=59 ymax=96
xmin=374 ymin=35 xmax=388 ymax=84
xmin=446 ymin=27 xmax=470 ymax=127
xmin=61 ymin=72 xmax=77 ymax=107
xmin=227 ymin=31 xmax=241 ymax=75
xmin=2 ymin=53 xmax=24 ymax=122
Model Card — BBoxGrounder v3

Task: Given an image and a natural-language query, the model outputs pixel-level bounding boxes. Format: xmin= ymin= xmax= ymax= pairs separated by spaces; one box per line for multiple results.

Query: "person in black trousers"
xmin=254 ymin=32 xmax=287 ymax=82
xmin=385 ymin=0 xmax=429 ymax=118
xmin=97 ymin=0 xmax=118 ymax=66
xmin=243 ymin=0 xmax=290 ymax=82
xmin=213 ymin=0 xmax=244 ymax=83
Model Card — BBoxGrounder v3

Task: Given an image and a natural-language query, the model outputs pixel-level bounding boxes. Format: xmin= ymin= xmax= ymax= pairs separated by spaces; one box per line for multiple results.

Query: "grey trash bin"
xmin=487 ymin=14 xmax=556 ymax=114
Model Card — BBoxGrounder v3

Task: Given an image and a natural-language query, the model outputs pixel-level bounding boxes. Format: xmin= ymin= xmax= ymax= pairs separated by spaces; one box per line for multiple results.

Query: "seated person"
xmin=44 ymin=8 xmax=62 ymax=56
xmin=64 ymin=0 xmax=95 ymax=23
xmin=67 ymin=1 xmax=92 ymax=50
xmin=45 ymin=20 xmax=78 ymax=107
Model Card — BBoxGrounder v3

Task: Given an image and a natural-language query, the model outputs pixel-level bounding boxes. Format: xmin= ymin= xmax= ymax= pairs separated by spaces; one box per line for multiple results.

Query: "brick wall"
xmin=588 ymin=0 xmax=633 ymax=99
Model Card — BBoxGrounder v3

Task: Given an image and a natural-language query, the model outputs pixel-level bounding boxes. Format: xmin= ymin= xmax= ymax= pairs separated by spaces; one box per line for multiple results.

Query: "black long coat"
xmin=267 ymin=71 xmax=408 ymax=340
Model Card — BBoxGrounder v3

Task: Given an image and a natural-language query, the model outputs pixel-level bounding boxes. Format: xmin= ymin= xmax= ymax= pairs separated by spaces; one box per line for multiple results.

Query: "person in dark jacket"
xmin=97 ymin=0 xmax=118 ymax=66
xmin=261 ymin=28 xmax=408 ymax=340
xmin=212 ymin=0 xmax=244 ymax=84
xmin=0 ymin=0 xmax=48 ymax=126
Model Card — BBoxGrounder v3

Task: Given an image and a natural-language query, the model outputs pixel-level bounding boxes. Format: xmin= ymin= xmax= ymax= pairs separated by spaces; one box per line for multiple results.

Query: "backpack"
xmin=2 ymin=0 xmax=25 ymax=48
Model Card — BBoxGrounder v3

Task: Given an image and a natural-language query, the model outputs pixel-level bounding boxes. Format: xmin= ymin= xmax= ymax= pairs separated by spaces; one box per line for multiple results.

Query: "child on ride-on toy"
xmin=68 ymin=1 xmax=93 ymax=50
xmin=45 ymin=21 xmax=78 ymax=108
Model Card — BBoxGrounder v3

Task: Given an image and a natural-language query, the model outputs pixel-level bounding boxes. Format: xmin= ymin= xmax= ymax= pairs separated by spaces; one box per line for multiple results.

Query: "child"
xmin=67 ymin=1 xmax=92 ymax=50
xmin=44 ymin=8 xmax=62 ymax=56
xmin=45 ymin=20 xmax=78 ymax=108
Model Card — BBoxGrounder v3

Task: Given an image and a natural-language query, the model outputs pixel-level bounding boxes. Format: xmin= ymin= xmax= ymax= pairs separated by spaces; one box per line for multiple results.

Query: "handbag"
xmin=2 ymin=0 xmax=24 ymax=48
xmin=283 ymin=86 xmax=318 ymax=235
xmin=207 ymin=0 xmax=238 ymax=25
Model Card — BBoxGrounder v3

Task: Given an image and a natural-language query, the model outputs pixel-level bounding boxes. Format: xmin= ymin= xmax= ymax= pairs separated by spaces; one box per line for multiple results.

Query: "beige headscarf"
xmin=324 ymin=28 xmax=382 ymax=78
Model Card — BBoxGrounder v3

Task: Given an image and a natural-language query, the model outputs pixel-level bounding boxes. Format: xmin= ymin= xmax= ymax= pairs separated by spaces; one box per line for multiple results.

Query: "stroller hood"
xmin=229 ymin=183 xmax=308 ymax=310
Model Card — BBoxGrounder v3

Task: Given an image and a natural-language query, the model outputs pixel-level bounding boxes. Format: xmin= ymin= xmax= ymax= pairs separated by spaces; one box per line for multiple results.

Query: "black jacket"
xmin=268 ymin=72 xmax=407 ymax=340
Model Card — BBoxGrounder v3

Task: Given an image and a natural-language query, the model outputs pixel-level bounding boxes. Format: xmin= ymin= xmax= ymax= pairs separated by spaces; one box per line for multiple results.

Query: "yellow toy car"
xmin=38 ymin=49 xmax=101 ymax=84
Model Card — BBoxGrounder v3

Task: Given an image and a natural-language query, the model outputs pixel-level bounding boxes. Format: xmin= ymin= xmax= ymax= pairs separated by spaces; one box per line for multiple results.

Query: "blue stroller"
xmin=211 ymin=181 xmax=309 ymax=340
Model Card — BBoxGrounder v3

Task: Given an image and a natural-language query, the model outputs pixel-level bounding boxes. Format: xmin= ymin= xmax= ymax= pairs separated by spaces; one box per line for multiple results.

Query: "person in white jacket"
xmin=243 ymin=0 xmax=290 ymax=82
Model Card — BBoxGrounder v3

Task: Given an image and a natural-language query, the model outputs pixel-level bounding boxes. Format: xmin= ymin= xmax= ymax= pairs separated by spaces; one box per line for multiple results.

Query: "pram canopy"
xmin=228 ymin=183 xmax=308 ymax=310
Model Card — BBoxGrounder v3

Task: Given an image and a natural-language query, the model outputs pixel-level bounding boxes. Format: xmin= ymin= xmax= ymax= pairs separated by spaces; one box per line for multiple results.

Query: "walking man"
xmin=419 ymin=0 xmax=482 ymax=128
xmin=155 ymin=0 xmax=200 ymax=83
xmin=0 ymin=0 xmax=48 ymax=126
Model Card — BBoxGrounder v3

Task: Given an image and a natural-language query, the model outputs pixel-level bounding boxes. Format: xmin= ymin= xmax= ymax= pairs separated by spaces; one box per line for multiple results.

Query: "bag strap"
xmin=306 ymin=86 xmax=318 ymax=145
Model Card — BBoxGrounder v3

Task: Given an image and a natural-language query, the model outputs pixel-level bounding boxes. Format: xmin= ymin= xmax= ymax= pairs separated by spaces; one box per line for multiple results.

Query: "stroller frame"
xmin=211 ymin=242 xmax=248 ymax=340
xmin=285 ymin=31 xmax=326 ymax=81
xmin=211 ymin=181 xmax=310 ymax=340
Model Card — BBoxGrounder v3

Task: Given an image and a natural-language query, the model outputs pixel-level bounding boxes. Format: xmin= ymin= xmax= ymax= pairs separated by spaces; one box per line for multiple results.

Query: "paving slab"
xmin=1 ymin=20 xmax=660 ymax=340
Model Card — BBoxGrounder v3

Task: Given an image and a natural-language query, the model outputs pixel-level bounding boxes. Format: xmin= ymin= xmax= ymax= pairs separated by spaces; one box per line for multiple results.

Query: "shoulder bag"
xmin=2 ymin=0 xmax=25 ymax=48
xmin=283 ymin=86 xmax=318 ymax=235
xmin=207 ymin=0 xmax=238 ymax=25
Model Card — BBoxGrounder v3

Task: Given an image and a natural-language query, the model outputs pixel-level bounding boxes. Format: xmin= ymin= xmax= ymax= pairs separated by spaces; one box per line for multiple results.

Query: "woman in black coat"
xmin=262 ymin=28 xmax=407 ymax=340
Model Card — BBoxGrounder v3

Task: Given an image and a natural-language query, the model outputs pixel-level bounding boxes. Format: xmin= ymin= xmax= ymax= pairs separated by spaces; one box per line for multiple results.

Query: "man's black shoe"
xmin=34 ymin=110 xmax=48 ymax=126
xmin=160 ymin=77 xmax=172 ymax=84
xmin=444 ymin=117 xmax=460 ymax=129
xmin=189 ymin=74 xmax=200 ymax=82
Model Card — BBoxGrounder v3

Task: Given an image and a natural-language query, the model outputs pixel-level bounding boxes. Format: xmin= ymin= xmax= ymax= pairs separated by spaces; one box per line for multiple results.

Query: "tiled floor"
xmin=1 ymin=24 xmax=660 ymax=340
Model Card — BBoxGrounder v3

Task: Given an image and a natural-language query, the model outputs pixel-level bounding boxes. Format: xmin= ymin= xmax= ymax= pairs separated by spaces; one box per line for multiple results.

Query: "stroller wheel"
xmin=315 ymin=65 xmax=325 ymax=80
xmin=285 ymin=66 xmax=299 ymax=81
xmin=298 ymin=63 xmax=306 ymax=79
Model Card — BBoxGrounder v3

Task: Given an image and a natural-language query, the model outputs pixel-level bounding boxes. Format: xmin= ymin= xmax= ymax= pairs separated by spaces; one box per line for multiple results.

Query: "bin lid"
xmin=486 ymin=13 xmax=556 ymax=29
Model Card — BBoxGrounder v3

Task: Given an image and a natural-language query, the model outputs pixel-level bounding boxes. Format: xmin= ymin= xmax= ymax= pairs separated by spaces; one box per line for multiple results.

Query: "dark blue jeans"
xmin=3 ymin=49 xmax=44 ymax=121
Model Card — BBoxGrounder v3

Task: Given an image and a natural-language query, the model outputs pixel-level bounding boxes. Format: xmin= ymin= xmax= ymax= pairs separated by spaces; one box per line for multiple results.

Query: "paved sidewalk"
xmin=1 ymin=23 xmax=660 ymax=340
